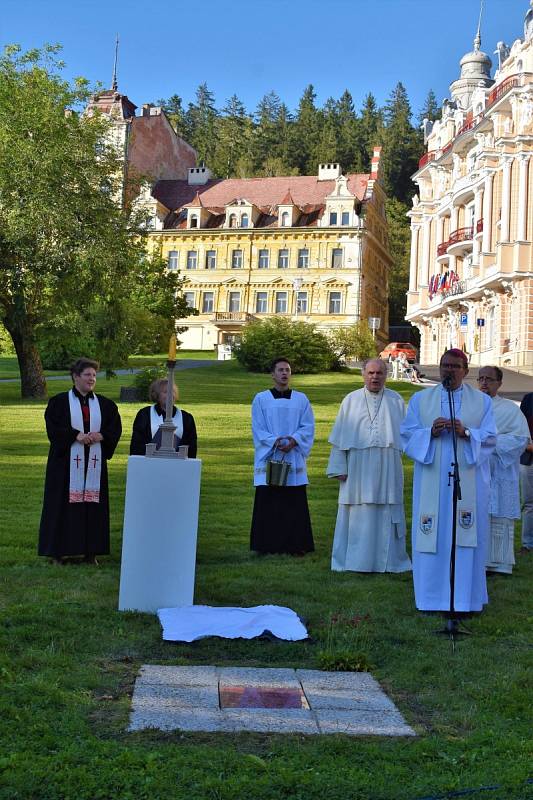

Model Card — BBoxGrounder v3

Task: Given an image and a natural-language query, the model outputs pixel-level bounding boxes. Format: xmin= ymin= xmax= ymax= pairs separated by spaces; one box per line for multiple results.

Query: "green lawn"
xmin=0 ymin=362 xmax=531 ymax=800
xmin=0 ymin=350 xmax=216 ymax=380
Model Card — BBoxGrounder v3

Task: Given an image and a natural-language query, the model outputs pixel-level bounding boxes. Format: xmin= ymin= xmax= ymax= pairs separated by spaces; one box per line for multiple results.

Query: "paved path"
xmin=129 ymin=665 xmax=415 ymax=736
xmin=0 ymin=360 xmax=218 ymax=384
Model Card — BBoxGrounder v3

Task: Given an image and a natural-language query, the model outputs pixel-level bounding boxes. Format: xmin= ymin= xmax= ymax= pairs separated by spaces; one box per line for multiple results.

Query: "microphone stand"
xmin=436 ymin=377 xmax=471 ymax=646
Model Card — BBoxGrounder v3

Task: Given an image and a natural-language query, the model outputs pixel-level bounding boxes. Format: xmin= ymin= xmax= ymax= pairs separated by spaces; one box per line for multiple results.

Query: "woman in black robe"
xmin=129 ymin=378 xmax=197 ymax=458
xmin=38 ymin=358 xmax=122 ymax=564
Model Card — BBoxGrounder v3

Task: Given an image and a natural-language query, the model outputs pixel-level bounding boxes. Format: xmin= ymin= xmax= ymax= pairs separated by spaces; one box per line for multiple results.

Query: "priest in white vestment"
xmin=401 ymin=349 xmax=496 ymax=613
xmin=477 ymin=366 xmax=529 ymax=574
xmin=327 ymin=358 xmax=411 ymax=573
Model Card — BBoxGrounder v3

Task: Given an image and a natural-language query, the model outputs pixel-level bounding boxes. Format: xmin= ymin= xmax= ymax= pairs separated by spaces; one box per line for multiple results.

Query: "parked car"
xmin=379 ymin=342 xmax=418 ymax=363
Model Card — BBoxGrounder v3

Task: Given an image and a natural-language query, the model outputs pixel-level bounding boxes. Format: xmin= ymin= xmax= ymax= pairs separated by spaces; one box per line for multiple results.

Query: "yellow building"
xmin=144 ymin=153 xmax=391 ymax=350
xmin=408 ymin=3 xmax=533 ymax=373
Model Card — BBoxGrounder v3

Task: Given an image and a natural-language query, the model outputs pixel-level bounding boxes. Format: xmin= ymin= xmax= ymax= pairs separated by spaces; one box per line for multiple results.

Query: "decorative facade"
xmin=407 ymin=2 xmax=533 ymax=374
xmin=144 ymin=152 xmax=391 ymax=350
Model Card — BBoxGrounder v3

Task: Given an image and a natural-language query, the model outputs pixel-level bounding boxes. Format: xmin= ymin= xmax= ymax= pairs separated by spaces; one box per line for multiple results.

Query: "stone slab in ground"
xmin=129 ymin=666 xmax=416 ymax=737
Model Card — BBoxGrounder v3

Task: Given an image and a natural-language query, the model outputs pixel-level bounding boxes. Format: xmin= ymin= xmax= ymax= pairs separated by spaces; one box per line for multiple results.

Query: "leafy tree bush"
xmin=235 ymin=317 xmax=336 ymax=373
xmin=327 ymin=322 xmax=377 ymax=363
xmin=133 ymin=366 xmax=168 ymax=401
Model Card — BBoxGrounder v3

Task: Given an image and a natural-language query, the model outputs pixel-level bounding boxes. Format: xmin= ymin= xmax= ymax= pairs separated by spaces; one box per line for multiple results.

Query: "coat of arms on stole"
xmin=459 ymin=510 xmax=474 ymax=529
xmin=420 ymin=515 xmax=434 ymax=534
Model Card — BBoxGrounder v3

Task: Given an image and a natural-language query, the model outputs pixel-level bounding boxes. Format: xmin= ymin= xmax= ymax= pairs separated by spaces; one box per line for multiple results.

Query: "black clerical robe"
xmin=38 ymin=391 xmax=122 ymax=558
xmin=129 ymin=405 xmax=197 ymax=458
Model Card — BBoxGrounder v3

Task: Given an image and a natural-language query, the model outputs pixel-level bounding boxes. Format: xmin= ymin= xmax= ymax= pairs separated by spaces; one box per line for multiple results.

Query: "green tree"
xmin=380 ymin=82 xmax=423 ymax=204
xmin=213 ymin=94 xmax=252 ymax=177
xmin=289 ymin=85 xmax=321 ymax=174
xmin=359 ymin=93 xmax=383 ymax=171
xmin=186 ymin=83 xmax=218 ymax=168
xmin=418 ymin=89 xmax=440 ymax=124
xmin=235 ymin=317 xmax=336 ymax=373
xmin=315 ymin=98 xmax=340 ymax=164
xmin=327 ymin=322 xmax=377 ymax=363
xmin=385 ymin=198 xmax=411 ymax=325
xmin=0 ymin=45 xmax=183 ymax=396
xmin=336 ymin=90 xmax=363 ymax=172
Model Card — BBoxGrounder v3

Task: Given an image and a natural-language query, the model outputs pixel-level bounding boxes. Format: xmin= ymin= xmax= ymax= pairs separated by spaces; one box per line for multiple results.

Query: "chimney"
xmin=370 ymin=147 xmax=382 ymax=180
xmin=318 ymin=163 xmax=342 ymax=181
xmin=188 ymin=166 xmax=212 ymax=185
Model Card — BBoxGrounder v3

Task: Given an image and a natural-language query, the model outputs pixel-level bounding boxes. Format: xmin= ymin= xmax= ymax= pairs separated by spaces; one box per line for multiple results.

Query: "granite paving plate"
xmin=128 ymin=666 xmax=416 ymax=736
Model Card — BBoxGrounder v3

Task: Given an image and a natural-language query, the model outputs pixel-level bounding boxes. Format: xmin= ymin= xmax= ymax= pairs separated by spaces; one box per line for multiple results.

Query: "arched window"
xmin=281 ymin=211 xmax=290 ymax=227
xmin=241 ymin=213 xmax=249 ymax=228
xmin=229 ymin=213 xmax=237 ymax=228
xmin=190 ymin=215 xmax=198 ymax=229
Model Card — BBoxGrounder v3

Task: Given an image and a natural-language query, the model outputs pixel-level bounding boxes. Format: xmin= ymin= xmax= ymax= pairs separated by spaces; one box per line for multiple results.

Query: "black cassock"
xmin=129 ymin=405 xmax=197 ymax=457
xmin=38 ymin=391 xmax=122 ymax=558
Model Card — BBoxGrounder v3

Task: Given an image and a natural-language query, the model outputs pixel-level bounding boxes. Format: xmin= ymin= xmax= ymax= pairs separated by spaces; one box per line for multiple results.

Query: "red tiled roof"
xmin=153 ymin=173 xmax=369 ymax=216
xmin=279 ymin=189 xmax=295 ymax=206
xmin=184 ymin=191 xmax=204 ymax=208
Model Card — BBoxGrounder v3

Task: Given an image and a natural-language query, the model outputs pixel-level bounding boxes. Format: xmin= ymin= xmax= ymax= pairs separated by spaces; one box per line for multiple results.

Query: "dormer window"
xmin=341 ymin=211 xmax=350 ymax=226
xmin=281 ymin=211 xmax=290 ymax=227
xmin=229 ymin=213 xmax=238 ymax=228
xmin=241 ymin=213 xmax=249 ymax=228
xmin=329 ymin=211 xmax=338 ymax=225
xmin=190 ymin=215 xmax=198 ymax=229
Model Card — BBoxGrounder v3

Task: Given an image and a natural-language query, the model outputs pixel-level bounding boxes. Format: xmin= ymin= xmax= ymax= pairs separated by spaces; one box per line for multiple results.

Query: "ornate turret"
xmin=449 ymin=4 xmax=493 ymax=109
xmin=525 ymin=0 xmax=533 ymax=41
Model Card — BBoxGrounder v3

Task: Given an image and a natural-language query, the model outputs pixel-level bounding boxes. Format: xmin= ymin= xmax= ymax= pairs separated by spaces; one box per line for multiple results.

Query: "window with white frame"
xmin=202 ymin=292 xmax=214 ymax=313
xmin=255 ymin=291 xmax=268 ymax=313
xmin=296 ymin=291 xmax=308 ymax=313
xmin=229 ymin=213 xmax=237 ymax=228
xmin=205 ymin=250 xmax=216 ymax=269
xmin=241 ymin=213 xmax=249 ymax=228
xmin=341 ymin=211 xmax=350 ymax=225
xmin=281 ymin=211 xmax=290 ymax=227
xmin=275 ymin=291 xmax=288 ymax=313
xmin=232 ymin=249 xmax=243 ymax=268
xmin=258 ymin=249 xmax=269 ymax=269
xmin=331 ymin=248 xmax=343 ymax=268
xmin=228 ymin=291 xmax=240 ymax=312
xmin=186 ymin=250 xmax=197 ymax=269
xmin=329 ymin=211 xmax=338 ymax=225
xmin=297 ymin=248 xmax=309 ymax=268
xmin=190 ymin=215 xmax=198 ymax=229
xmin=184 ymin=292 xmax=196 ymax=309
xmin=278 ymin=249 xmax=289 ymax=268
xmin=328 ymin=291 xmax=342 ymax=313
xmin=167 ymin=250 xmax=179 ymax=270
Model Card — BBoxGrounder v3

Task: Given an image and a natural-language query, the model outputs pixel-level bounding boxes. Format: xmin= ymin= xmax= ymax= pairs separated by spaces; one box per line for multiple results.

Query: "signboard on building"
xmin=460 ymin=312 xmax=468 ymax=330
xmin=476 ymin=318 xmax=485 ymax=328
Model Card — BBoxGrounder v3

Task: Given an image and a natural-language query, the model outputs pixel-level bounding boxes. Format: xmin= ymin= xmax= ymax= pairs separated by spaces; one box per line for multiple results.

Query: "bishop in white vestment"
xmin=327 ymin=359 xmax=411 ymax=573
xmin=401 ymin=350 xmax=496 ymax=612
xmin=477 ymin=367 xmax=529 ymax=574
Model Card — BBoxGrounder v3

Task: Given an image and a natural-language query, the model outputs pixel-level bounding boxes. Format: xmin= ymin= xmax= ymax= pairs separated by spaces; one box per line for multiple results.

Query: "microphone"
xmin=442 ymin=375 xmax=453 ymax=389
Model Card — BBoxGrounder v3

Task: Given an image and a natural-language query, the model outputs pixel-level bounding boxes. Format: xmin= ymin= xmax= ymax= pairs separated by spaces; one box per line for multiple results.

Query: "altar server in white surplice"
xmin=477 ymin=366 xmax=529 ymax=574
xmin=250 ymin=357 xmax=315 ymax=555
xmin=401 ymin=349 xmax=496 ymax=613
xmin=327 ymin=358 xmax=411 ymax=573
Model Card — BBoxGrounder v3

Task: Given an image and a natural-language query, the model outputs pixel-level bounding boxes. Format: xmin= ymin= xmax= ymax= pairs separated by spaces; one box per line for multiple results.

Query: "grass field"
xmin=0 ymin=361 xmax=531 ymax=800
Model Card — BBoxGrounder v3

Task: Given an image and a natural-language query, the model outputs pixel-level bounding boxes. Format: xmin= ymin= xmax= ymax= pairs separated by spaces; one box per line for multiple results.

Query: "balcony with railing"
xmin=447 ymin=226 xmax=474 ymax=255
xmin=418 ymin=151 xmax=437 ymax=170
xmin=213 ymin=312 xmax=255 ymax=325
xmin=486 ymin=75 xmax=520 ymax=109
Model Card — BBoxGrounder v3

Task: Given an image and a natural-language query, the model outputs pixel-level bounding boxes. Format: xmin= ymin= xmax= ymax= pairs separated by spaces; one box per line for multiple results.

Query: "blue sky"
xmin=1 ymin=0 xmax=529 ymax=117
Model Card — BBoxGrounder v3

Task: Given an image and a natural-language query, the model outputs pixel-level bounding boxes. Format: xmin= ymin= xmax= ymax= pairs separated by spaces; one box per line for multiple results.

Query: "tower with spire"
xmin=449 ymin=2 xmax=494 ymax=109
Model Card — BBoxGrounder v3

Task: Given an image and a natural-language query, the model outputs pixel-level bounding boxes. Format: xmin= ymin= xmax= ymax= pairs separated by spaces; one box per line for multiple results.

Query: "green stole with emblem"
xmin=416 ymin=384 xmax=484 ymax=554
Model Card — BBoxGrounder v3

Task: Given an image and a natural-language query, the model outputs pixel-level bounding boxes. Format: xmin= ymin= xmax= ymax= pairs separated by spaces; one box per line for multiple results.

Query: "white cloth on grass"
xmin=157 ymin=605 xmax=308 ymax=642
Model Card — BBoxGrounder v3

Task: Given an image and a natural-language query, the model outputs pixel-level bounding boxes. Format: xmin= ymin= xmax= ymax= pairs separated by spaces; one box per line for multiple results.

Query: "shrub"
xmin=327 ymin=321 xmax=377 ymax=364
xmin=235 ymin=317 xmax=337 ymax=373
xmin=133 ymin=366 xmax=167 ymax=401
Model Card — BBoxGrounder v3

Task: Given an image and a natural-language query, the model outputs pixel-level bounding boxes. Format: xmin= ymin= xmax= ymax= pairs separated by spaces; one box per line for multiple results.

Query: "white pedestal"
xmin=118 ymin=456 xmax=201 ymax=613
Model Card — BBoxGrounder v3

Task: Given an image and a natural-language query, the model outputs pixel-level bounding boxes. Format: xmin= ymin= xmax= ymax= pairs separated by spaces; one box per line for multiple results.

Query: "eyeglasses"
xmin=477 ymin=376 xmax=498 ymax=383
